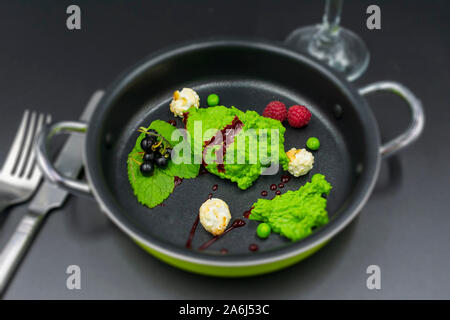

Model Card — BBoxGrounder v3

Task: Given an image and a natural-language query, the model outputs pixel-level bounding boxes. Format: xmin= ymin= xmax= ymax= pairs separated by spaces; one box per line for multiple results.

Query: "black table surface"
xmin=0 ymin=0 xmax=448 ymax=299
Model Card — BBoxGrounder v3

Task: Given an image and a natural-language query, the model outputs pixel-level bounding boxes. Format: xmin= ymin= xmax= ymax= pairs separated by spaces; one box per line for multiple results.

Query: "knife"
xmin=0 ymin=90 xmax=104 ymax=295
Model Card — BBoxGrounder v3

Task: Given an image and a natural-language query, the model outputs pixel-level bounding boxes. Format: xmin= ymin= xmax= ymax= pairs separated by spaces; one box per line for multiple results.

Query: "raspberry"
xmin=262 ymin=101 xmax=287 ymax=122
xmin=288 ymin=105 xmax=311 ymax=128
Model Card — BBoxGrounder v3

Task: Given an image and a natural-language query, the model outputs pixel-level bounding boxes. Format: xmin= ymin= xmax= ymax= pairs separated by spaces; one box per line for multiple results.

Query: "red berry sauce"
xmin=281 ymin=174 xmax=291 ymax=183
xmin=202 ymin=116 xmax=243 ymax=173
xmin=199 ymin=219 xmax=246 ymax=250
xmin=243 ymin=207 xmax=254 ymax=218
xmin=185 ymin=214 xmax=200 ymax=249
xmin=174 ymin=176 xmax=183 ymax=188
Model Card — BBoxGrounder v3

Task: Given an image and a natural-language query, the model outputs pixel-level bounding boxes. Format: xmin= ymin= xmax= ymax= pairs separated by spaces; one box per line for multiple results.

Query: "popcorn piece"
xmin=286 ymin=148 xmax=314 ymax=177
xmin=199 ymin=198 xmax=231 ymax=236
xmin=169 ymin=88 xmax=200 ymax=117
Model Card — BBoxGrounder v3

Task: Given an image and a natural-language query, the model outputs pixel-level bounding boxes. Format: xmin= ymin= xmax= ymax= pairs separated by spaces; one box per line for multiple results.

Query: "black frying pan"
xmin=37 ymin=39 xmax=424 ymax=276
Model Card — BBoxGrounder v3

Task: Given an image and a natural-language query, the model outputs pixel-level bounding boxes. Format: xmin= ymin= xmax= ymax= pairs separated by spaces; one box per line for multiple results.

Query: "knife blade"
xmin=0 ymin=90 xmax=104 ymax=295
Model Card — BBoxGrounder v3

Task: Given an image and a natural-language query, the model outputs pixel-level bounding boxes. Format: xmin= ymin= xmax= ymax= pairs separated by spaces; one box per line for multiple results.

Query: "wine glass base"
xmin=285 ymin=25 xmax=370 ymax=81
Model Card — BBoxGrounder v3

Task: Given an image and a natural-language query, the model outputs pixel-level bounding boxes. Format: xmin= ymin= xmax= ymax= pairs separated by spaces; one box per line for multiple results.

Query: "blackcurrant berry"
xmin=140 ymin=162 xmax=154 ymax=176
xmin=140 ymin=137 xmax=154 ymax=152
xmin=143 ymin=152 xmax=155 ymax=162
xmin=155 ymin=156 xmax=169 ymax=168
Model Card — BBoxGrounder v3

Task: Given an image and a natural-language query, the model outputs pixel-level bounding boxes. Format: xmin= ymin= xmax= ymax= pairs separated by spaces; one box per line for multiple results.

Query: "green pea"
xmin=306 ymin=137 xmax=320 ymax=150
xmin=207 ymin=94 xmax=220 ymax=107
xmin=256 ymin=223 xmax=271 ymax=239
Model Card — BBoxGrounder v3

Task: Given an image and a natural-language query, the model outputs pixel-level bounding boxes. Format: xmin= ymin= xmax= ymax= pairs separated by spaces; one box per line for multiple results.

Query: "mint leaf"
xmin=149 ymin=120 xmax=178 ymax=146
xmin=164 ymin=156 xmax=200 ymax=178
xmin=127 ymin=149 xmax=174 ymax=208
xmin=148 ymin=120 xmax=200 ymax=179
xmin=127 ymin=119 xmax=200 ymax=208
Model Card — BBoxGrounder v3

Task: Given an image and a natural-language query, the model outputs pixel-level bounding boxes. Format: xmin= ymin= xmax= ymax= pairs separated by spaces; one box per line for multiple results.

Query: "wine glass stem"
xmin=319 ymin=0 xmax=343 ymax=43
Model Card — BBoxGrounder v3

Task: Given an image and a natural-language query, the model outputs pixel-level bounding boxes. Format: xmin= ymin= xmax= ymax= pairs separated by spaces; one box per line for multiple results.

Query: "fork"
xmin=0 ymin=110 xmax=51 ymax=212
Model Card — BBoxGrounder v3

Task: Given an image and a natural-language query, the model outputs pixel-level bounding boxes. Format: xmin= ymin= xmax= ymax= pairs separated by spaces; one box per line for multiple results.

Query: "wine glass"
xmin=285 ymin=0 xmax=369 ymax=81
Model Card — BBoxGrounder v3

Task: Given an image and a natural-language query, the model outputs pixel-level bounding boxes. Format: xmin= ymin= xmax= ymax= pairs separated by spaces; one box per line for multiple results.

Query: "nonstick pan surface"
xmin=80 ymin=40 xmax=381 ymax=267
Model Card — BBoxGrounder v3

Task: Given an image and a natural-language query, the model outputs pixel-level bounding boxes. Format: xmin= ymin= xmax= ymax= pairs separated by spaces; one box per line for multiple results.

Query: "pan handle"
xmin=36 ymin=121 xmax=91 ymax=196
xmin=359 ymin=81 xmax=425 ymax=158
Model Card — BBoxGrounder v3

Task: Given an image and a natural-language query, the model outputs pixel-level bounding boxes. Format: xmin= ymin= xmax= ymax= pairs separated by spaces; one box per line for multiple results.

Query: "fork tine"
xmin=14 ymin=111 xmax=37 ymax=177
xmin=29 ymin=114 xmax=51 ymax=183
xmin=22 ymin=113 xmax=45 ymax=179
xmin=1 ymin=110 xmax=30 ymax=174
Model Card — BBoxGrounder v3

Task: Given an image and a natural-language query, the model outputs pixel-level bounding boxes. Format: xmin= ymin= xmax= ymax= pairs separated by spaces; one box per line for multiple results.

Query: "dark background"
xmin=0 ymin=0 xmax=448 ymax=299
